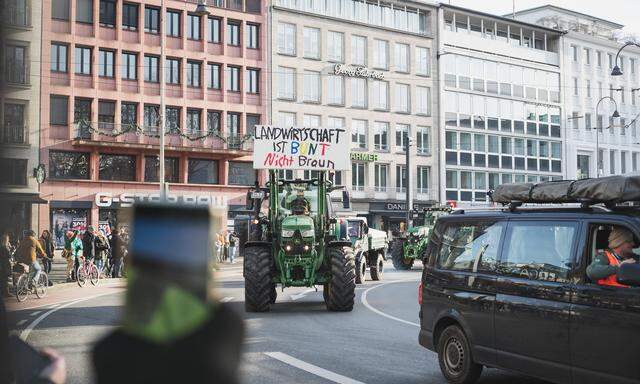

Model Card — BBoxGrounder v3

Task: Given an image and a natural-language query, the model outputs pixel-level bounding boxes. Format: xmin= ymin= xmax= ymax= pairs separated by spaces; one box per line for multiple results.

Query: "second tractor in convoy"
xmin=346 ymin=218 xmax=388 ymax=283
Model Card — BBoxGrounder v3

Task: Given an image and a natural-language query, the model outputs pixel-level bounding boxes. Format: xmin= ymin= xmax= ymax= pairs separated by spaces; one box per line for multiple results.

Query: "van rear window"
xmin=437 ymin=221 xmax=504 ymax=272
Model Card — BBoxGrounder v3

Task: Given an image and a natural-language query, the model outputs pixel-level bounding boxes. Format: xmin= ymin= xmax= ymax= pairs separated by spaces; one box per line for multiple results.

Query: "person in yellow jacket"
xmin=15 ymin=230 xmax=46 ymax=285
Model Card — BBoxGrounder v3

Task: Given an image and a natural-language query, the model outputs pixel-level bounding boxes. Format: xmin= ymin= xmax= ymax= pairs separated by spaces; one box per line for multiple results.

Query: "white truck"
xmin=346 ymin=218 xmax=389 ymax=283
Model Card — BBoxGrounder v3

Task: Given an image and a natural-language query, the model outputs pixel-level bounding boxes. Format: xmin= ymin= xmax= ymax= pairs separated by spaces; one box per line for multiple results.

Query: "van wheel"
xmin=370 ymin=253 xmax=384 ymax=281
xmin=437 ymin=325 xmax=483 ymax=384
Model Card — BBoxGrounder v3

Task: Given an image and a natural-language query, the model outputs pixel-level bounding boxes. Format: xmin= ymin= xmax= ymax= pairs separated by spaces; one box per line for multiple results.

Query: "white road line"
xmin=221 ymin=296 xmax=234 ymax=302
xmin=30 ymin=311 xmax=41 ymax=316
xmin=16 ymin=319 xmax=27 ymax=326
xmin=264 ymin=352 xmax=366 ymax=384
xmin=360 ymin=278 xmax=420 ymax=328
xmin=20 ymin=291 xmax=119 ymax=341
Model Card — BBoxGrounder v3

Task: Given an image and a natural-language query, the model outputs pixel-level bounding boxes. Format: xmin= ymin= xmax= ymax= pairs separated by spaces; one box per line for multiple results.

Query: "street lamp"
xmin=594 ymin=96 xmax=620 ymax=177
xmin=194 ymin=0 xmax=210 ymax=17
xmin=611 ymin=42 xmax=640 ymax=76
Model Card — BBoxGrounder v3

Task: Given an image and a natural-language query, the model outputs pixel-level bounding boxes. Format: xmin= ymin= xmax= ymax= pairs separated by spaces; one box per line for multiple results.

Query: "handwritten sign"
xmin=253 ymin=125 xmax=350 ymax=171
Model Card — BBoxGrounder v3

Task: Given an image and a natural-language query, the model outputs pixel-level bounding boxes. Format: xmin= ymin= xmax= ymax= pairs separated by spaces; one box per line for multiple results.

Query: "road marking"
xmin=16 ymin=319 xmax=27 ymax=326
xmin=361 ymin=278 xmax=420 ymax=328
xmin=264 ymin=352 xmax=366 ymax=384
xmin=290 ymin=288 xmax=315 ymax=301
xmin=30 ymin=311 xmax=41 ymax=316
xmin=20 ymin=291 xmax=120 ymax=341
xmin=221 ymin=296 xmax=234 ymax=302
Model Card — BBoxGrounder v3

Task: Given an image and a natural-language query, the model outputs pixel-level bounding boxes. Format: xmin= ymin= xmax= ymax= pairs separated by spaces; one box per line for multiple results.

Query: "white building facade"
xmin=512 ymin=5 xmax=640 ymax=179
xmin=270 ymin=0 xmax=438 ymax=231
xmin=438 ymin=5 xmax=564 ymax=204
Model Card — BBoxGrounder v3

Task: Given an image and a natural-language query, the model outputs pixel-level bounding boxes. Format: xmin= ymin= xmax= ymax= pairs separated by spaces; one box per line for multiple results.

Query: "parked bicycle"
xmin=13 ymin=266 xmax=48 ymax=302
xmin=76 ymin=257 xmax=99 ymax=287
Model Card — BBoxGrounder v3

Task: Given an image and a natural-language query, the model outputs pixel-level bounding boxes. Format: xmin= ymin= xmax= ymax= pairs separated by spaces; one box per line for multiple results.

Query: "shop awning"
xmin=0 ymin=193 xmax=48 ymax=204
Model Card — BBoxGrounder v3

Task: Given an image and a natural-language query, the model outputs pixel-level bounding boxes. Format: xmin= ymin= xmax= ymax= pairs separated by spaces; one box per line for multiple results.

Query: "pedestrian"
xmin=82 ymin=226 xmax=97 ymax=264
xmin=65 ymin=231 xmax=83 ymax=281
xmin=39 ymin=230 xmax=55 ymax=275
xmin=94 ymin=231 xmax=110 ymax=275
xmin=14 ymin=230 xmax=46 ymax=286
xmin=0 ymin=233 xmax=12 ymax=297
xmin=215 ymin=232 xmax=223 ymax=263
xmin=228 ymin=232 xmax=238 ymax=264
xmin=110 ymin=229 xmax=124 ymax=278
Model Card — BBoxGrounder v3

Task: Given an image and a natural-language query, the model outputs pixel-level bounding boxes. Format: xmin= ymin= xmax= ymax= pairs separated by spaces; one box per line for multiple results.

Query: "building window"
xmin=99 ymin=154 xmax=136 ymax=181
xmin=50 ymin=95 xmax=69 ymax=125
xmin=186 ymin=14 xmax=201 ymax=40
xmin=351 ymin=78 xmax=367 ymax=108
xmin=208 ymin=17 xmax=221 ymax=43
xmin=121 ymin=102 xmax=137 ymax=127
xmin=227 ymin=20 xmax=240 ymax=46
xmin=373 ymin=39 xmax=389 ymax=70
xmin=371 ymin=80 xmax=389 ymax=110
xmin=416 ymin=47 xmax=430 ymax=76
xmin=121 ymin=52 xmax=137 ymax=80
xmin=2 ymin=103 xmax=26 ymax=144
xmin=352 ymin=119 xmax=367 ymax=149
xmin=228 ymin=162 xmax=257 ymax=186
xmin=327 ymin=116 xmax=344 ymax=130
xmin=49 ymin=151 xmax=90 ymax=180
xmin=246 ymin=114 xmax=260 ymax=135
xmin=144 ymin=156 xmax=179 ymax=183
xmin=207 ymin=110 xmax=221 ymax=133
xmin=416 ymin=86 xmax=430 ymax=115
xmin=166 ymin=10 xmax=180 ymax=37
xmin=227 ymin=112 xmax=241 ymax=137
xmin=226 ymin=65 xmax=240 ymax=92
xmin=164 ymin=106 xmax=180 ymax=132
xmin=374 ymin=164 xmax=388 ymax=191
xmin=395 ymin=43 xmax=409 ymax=73
xmin=143 ymin=105 xmax=159 ymax=131
xmin=327 ymin=31 xmax=344 ymax=62
xmin=277 ymin=23 xmax=296 ymax=55
xmin=98 ymin=49 xmax=114 ymax=77
xmin=246 ymin=23 xmax=259 ymax=49
xmin=278 ymin=112 xmax=296 ymax=127
xmin=302 ymin=70 xmax=320 ymax=102
xmin=374 ymin=121 xmax=389 ymax=151
xmin=583 ymin=48 xmax=590 ymax=65
xmin=571 ymin=45 xmax=578 ymax=62
xmin=187 ymin=61 xmax=201 ymax=87
xmin=52 ymin=0 xmax=70 ymax=20
xmin=51 ymin=43 xmax=68 ymax=73
xmin=98 ymin=100 xmax=115 ymax=129
xmin=352 ymin=162 xmax=366 ymax=190
xmin=303 ymin=27 xmax=320 ymax=59
xmin=74 ymin=46 xmax=91 ymax=75
xmin=144 ymin=55 xmax=159 ymax=82
xmin=245 ymin=68 xmax=260 ymax=94
xmin=327 ymin=75 xmax=344 ymax=105
xmin=166 ymin=58 xmax=180 ymax=84
xmin=144 ymin=6 xmax=159 ymax=33
xmin=416 ymin=126 xmax=430 ymax=155
xmin=277 ymin=67 xmax=296 ymax=100
xmin=76 ymin=0 xmax=94 ymax=23
xmin=186 ymin=109 xmax=201 ymax=134
xmin=74 ymin=98 xmax=91 ymax=124
xmin=0 ymin=159 xmax=27 ymax=186
xmin=122 ymin=2 xmax=138 ymax=30
xmin=188 ymin=159 xmax=219 ymax=184
xmin=303 ymin=114 xmax=320 ymax=128
xmin=207 ymin=63 xmax=221 ymax=89
xmin=596 ymin=51 xmax=602 ymax=67
xmin=396 ymin=165 xmax=406 ymax=191
xmin=5 ymin=44 xmax=27 ymax=85
xmin=99 ymin=0 xmax=115 ymax=27
xmin=396 ymin=124 xmax=408 ymax=151
xmin=351 ymin=35 xmax=366 ymax=65
xmin=396 ymin=84 xmax=410 ymax=113
xmin=417 ymin=166 xmax=430 ymax=193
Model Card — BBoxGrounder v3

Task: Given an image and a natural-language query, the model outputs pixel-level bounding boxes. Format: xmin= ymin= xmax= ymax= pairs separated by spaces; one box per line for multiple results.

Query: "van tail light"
xmin=418 ymin=282 xmax=424 ymax=305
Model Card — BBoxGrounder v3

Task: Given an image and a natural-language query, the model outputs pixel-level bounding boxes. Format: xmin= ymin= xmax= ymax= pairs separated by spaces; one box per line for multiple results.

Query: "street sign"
xmin=253 ymin=125 xmax=350 ymax=171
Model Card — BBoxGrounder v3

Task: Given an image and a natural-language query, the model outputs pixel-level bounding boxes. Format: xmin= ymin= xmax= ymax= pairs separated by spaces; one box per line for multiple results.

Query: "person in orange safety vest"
xmin=587 ymin=226 xmax=639 ymax=287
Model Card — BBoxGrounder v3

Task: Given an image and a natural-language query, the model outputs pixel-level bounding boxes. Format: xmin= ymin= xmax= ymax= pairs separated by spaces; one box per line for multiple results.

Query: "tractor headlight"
xmin=301 ymin=229 xmax=314 ymax=237
xmin=282 ymin=230 xmax=295 ymax=238
xmin=303 ymin=245 xmax=310 ymax=251
xmin=285 ymin=244 xmax=292 ymax=252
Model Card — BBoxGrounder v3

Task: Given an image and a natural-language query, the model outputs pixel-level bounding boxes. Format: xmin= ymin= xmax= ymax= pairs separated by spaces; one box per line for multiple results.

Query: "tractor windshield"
xmin=278 ymin=184 xmax=319 ymax=214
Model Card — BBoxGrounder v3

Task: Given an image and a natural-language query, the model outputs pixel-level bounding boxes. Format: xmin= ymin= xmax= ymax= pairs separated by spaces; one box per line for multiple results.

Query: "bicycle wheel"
xmin=77 ymin=266 xmax=87 ymax=287
xmin=90 ymin=265 xmax=99 ymax=286
xmin=35 ymin=273 xmax=48 ymax=298
xmin=15 ymin=274 xmax=29 ymax=302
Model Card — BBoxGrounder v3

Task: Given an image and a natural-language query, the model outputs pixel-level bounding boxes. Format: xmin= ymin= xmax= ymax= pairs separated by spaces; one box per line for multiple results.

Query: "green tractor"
xmin=390 ymin=206 xmax=451 ymax=270
xmin=243 ymin=170 xmax=356 ymax=312
xmin=346 ymin=218 xmax=388 ymax=284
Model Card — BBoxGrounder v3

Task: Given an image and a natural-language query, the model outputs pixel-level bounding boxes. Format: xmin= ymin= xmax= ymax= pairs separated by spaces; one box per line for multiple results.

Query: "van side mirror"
xmin=617 ymin=263 xmax=640 ymax=286
xmin=246 ymin=191 xmax=254 ymax=210
xmin=342 ymin=190 xmax=351 ymax=209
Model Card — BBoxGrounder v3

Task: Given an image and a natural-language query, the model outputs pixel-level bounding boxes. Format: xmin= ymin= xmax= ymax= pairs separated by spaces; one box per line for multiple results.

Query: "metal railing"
xmin=5 ymin=64 xmax=29 ymax=85
xmin=1 ymin=124 xmax=26 ymax=144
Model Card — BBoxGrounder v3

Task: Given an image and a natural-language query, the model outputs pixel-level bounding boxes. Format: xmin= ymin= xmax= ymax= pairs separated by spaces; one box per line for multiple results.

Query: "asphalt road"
xmin=5 ymin=260 xmax=545 ymax=384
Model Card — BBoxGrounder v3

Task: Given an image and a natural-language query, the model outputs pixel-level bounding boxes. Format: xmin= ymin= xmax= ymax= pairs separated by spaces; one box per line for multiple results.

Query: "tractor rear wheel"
xmin=244 ymin=246 xmax=274 ymax=312
xmin=325 ymin=246 xmax=356 ymax=312
xmin=355 ymin=253 xmax=366 ymax=284
xmin=391 ymin=240 xmax=413 ymax=270
xmin=370 ymin=253 xmax=384 ymax=281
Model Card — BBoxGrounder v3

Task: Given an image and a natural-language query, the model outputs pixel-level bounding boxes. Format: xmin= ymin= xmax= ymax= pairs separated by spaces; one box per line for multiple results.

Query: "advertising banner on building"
xmin=52 ymin=209 xmax=88 ymax=249
xmin=253 ymin=125 xmax=350 ymax=171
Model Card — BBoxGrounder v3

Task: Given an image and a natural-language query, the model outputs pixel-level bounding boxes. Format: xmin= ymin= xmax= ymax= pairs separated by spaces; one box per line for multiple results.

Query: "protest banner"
xmin=253 ymin=125 xmax=350 ymax=171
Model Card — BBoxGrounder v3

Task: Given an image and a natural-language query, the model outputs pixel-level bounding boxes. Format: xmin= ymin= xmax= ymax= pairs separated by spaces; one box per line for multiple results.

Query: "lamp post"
xmin=611 ymin=42 xmax=640 ymax=76
xmin=594 ymin=96 xmax=620 ymax=177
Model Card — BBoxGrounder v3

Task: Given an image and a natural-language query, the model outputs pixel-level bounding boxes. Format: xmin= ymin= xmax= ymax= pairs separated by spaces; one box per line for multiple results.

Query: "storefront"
xmin=365 ymin=201 xmax=436 ymax=233
xmin=0 ymin=193 xmax=47 ymax=244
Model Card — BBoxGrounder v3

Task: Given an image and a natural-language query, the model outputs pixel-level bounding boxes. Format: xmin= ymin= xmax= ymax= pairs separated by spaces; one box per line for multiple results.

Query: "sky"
xmin=443 ymin=0 xmax=640 ymax=35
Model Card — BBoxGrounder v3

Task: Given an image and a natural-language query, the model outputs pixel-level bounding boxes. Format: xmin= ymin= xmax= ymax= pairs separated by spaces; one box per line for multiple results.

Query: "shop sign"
xmin=370 ymin=202 xmax=432 ymax=211
xmin=333 ymin=64 xmax=385 ymax=80
xmin=253 ymin=125 xmax=350 ymax=171
xmin=95 ymin=192 xmax=228 ymax=208
xmin=350 ymin=152 xmax=379 ymax=162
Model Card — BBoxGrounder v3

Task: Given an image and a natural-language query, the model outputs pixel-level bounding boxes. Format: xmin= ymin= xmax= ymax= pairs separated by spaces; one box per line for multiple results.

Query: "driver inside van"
xmin=586 ymin=226 xmax=639 ymax=287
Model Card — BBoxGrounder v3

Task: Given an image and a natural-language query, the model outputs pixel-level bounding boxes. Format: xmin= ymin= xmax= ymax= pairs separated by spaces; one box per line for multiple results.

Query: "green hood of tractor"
xmin=281 ymin=215 xmax=314 ymax=233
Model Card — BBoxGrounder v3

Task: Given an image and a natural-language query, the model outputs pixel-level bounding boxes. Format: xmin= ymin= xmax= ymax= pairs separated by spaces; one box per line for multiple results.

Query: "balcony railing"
xmin=5 ymin=64 xmax=29 ymax=85
xmin=1 ymin=124 xmax=26 ymax=144
xmin=3 ymin=2 xmax=31 ymax=27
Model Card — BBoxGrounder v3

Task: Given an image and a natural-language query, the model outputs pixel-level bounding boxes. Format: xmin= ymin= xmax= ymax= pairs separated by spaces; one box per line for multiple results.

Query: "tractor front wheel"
xmin=391 ymin=240 xmax=413 ymax=270
xmin=370 ymin=253 xmax=384 ymax=281
xmin=244 ymin=246 xmax=274 ymax=312
xmin=355 ymin=253 xmax=366 ymax=284
xmin=325 ymin=246 xmax=356 ymax=312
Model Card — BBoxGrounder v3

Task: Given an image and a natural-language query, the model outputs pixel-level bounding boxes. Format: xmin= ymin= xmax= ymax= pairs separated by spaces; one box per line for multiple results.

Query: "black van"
xmin=418 ymin=206 xmax=640 ymax=384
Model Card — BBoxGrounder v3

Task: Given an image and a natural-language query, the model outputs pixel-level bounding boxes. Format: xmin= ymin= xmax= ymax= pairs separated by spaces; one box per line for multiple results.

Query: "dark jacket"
xmin=39 ymin=237 xmax=55 ymax=259
xmin=95 ymin=234 xmax=110 ymax=260
xmin=587 ymin=250 xmax=640 ymax=281
xmin=82 ymin=232 xmax=96 ymax=259
xmin=110 ymin=234 xmax=124 ymax=260
xmin=92 ymin=303 xmax=243 ymax=384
